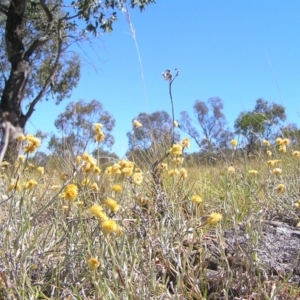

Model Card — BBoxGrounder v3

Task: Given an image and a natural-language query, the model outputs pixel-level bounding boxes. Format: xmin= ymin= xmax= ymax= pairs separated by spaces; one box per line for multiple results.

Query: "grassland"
xmin=0 ymin=133 xmax=300 ymax=299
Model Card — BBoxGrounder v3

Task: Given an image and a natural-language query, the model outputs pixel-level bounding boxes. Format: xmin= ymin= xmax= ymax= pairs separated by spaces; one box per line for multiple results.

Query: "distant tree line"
xmin=31 ymin=97 xmax=300 ymax=166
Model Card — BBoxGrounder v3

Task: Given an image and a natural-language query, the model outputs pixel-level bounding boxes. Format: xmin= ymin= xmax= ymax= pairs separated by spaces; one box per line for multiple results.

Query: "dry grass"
xmin=0 ymin=134 xmax=300 ymax=300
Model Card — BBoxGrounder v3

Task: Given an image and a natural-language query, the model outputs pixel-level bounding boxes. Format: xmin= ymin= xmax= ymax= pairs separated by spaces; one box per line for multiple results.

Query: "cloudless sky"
xmin=27 ymin=1 xmax=300 ymax=157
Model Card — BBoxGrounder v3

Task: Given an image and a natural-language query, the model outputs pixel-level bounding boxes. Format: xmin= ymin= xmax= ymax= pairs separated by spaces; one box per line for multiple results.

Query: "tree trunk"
xmin=1 ymin=59 xmax=31 ymax=128
xmin=0 ymin=0 xmax=29 ymax=162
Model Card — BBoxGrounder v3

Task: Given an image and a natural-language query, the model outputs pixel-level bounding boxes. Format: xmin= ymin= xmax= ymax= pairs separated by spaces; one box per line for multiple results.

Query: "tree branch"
xmin=0 ymin=4 xmax=8 ymax=15
xmin=21 ymin=19 xmax=63 ymax=126
xmin=25 ymin=0 xmax=54 ymax=58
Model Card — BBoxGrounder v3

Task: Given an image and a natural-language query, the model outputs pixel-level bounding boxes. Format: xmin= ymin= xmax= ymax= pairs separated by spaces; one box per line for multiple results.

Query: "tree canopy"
xmin=48 ymin=99 xmax=115 ymax=158
xmin=234 ymin=98 xmax=286 ymax=155
xmin=180 ymin=97 xmax=233 ymax=152
xmin=0 ymin=0 xmax=154 ymax=160
xmin=126 ymin=110 xmax=180 ymax=164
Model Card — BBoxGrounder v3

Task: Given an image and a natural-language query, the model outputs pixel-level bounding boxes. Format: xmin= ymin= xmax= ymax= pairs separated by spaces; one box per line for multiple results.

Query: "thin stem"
xmin=168 ymin=69 xmax=179 ymax=145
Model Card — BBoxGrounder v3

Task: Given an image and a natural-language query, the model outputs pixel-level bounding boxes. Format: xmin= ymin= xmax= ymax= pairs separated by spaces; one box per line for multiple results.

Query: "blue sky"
xmin=27 ymin=1 xmax=300 ymax=157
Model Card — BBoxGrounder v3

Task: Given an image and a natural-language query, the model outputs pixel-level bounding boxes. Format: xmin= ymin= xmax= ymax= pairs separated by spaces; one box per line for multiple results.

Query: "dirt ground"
xmin=202 ymin=219 xmax=300 ymax=299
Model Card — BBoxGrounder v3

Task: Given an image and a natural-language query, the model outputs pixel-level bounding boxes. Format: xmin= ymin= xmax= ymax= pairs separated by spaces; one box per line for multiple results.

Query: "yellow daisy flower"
xmin=61 ymin=184 xmax=78 ymax=201
xmin=207 ymin=212 xmax=223 ymax=225
xmin=272 ymin=168 xmax=282 ymax=176
xmin=25 ymin=179 xmax=38 ymax=190
xmin=191 ymin=195 xmax=202 ymax=204
xmin=132 ymin=172 xmax=143 ymax=185
xmin=292 ymin=151 xmax=300 ymax=158
xmin=101 ymin=220 xmax=118 ymax=235
xmin=230 ymin=139 xmax=238 ymax=147
xmin=104 ymin=198 xmax=120 ymax=212
xmin=88 ymin=257 xmax=100 ymax=270
xmin=276 ymin=183 xmax=285 ymax=193
xmin=248 ymin=170 xmax=258 ymax=175
xmin=112 ymin=184 xmax=123 ymax=193
xmin=169 ymin=144 xmax=183 ymax=156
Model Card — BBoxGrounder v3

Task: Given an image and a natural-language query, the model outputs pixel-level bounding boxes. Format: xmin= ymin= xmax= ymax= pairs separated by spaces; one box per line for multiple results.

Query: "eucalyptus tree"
xmin=234 ymin=98 xmax=286 ymax=156
xmin=48 ymin=99 xmax=115 ymax=158
xmin=180 ymin=97 xmax=233 ymax=152
xmin=126 ymin=110 xmax=180 ymax=164
xmin=0 ymin=0 xmax=154 ymax=160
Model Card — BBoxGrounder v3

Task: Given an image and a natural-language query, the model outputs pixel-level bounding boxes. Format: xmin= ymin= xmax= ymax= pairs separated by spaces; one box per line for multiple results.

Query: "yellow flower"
xmin=278 ymin=145 xmax=286 ymax=153
xmin=94 ymin=123 xmax=103 ymax=133
xmin=179 ymin=168 xmax=188 ymax=178
xmin=248 ymin=170 xmax=258 ymax=175
xmin=262 ymin=140 xmax=270 ymax=147
xmin=122 ymin=167 xmax=133 ymax=176
xmin=230 ymin=139 xmax=238 ymax=147
xmin=132 ymin=172 xmax=143 ymax=185
xmin=276 ymin=137 xmax=283 ymax=145
xmin=276 ymin=183 xmax=285 ymax=193
xmin=82 ymin=163 xmax=91 ymax=173
xmin=81 ymin=178 xmax=91 ymax=186
xmin=294 ymin=200 xmax=300 ymax=209
xmin=17 ymin=134 xmax=26 ymax=141
xmin=266 ymin=150 xmax=272 ymax=157
xmin=94 ymin=167 xmax=101 ymax=174
xmin=101 ymin=220 xmax=118 ymax=235
xmin=25 ymin=179 xmax=38 ymax=190
xmin=91 ymin=182 xmax=99 ymax=192
xmin=227 ymin=166 xmax=235 ymax=173
xmin=94 ymin=131 xmax=105 ymax=142
xmin=172 ymin=157 xmax=184 ymax=165
xmin=191 ymin=195 xmax=202 ymax=204
xmin=104 ymin=198 xmax=120 ymax=212
xmin=23 ymin=134 xmax=41 ymax=154
xmin=88 ymin=257 xmax=100 ymax=270
xmin=292 ymin=151 xmax=300 ymax=158
xmin=105 ymin=166 xmax=112 ymax=175
xmin=89 ymin=204 xmax=103 ymax=216
xmin=267 ymin=160 xmax=275 ymax=167
xmin=1 ymin=161 xmax=9 ymax=168
xmin=169 ymin=144 xmax=183 ymax=156
xmin=207 ymin=212 xmax=223 ymax=225
xmin=7 ymin=182 xmax=21 ymax=193
xmin=139 ymin=197 xmax=148 ymax=206
xmin=133 ymin=120 xmax=143 ymax=128
xmin=75 ymin=155 xmax=82 ymax=165
xmin=282 ymin=138 xmax=290 ymax=145
xmin=61 ymin=184 xmax=78 ymax=201
xmin=112 ymin=184 xmax=123 ymax=193
xmin=115 ymin=225 xmax=123 ymax=235
xmin=118 ymin=159 xmax=134 ymax=169
xmin=272 ymin=168 xmax=282 ymax=175
xmin=18 ymin=155 xmax=26 ymax=162
xmin=82 ymin=152 xmax=90 ymax=161
xmin=111 ymin=163 xmax=121 ymax=175
xmin=89 ymin=205 xmax=108 ymax=221
xmin=37 ymin=167 xmax=44 ymax=175
xmin=173 ymin=120 xmax=179 ymax=127
xmin=181 ymin=138 xmax=190 ymax=148
xmin=168 ymin=168 xmax=180 ymax=177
